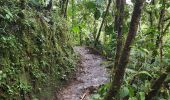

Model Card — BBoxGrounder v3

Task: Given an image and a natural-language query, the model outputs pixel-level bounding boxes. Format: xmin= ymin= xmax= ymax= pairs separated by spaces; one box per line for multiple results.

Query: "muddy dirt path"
xmin=54 ymin=46 xmax=109 ymax=100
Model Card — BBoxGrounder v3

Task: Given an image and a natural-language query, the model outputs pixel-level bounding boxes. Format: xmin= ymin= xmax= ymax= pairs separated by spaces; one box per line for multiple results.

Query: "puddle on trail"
xmin=54 ymin=46 xmax=109 ymax=100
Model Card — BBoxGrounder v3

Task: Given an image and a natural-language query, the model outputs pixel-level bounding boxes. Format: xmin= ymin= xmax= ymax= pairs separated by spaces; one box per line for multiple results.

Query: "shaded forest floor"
xmin=54 ymin=46 xmax=109 ymax=100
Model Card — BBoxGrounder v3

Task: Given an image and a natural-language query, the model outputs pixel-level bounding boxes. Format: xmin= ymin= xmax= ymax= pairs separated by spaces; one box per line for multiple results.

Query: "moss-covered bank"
xmin=0 ymin=1 xmax=76 ymax=99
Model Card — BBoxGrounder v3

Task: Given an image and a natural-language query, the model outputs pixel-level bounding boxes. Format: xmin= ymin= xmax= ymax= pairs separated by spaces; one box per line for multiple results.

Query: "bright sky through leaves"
xmin=126 ymin=0 xmax=152 ymax=5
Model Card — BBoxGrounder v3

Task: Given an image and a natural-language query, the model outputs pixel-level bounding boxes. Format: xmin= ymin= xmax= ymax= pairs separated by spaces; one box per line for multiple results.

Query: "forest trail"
xmin=54 ymin=46 xmax=109 ymax=100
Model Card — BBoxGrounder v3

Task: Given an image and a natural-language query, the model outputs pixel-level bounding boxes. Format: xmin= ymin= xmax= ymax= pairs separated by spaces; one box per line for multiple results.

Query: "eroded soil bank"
xmin=54 ymin=46 xmax=109 ymax=100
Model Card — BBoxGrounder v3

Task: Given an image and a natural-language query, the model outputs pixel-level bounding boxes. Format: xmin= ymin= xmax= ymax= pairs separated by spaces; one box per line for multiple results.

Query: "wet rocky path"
xmin=54 ymin=46 xmax=109 ymax=100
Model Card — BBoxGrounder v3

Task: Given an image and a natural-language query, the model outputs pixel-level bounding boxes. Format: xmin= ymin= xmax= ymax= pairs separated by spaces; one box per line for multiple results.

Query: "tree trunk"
xmin=145 ymin=66 xmax=170 ymax=100
xmin=113 ymin=0 xmax=125 ymax=70
xmin=79 ymin=26 xmax=82 ymax=45
xmin=104 ymin=0 xmax=145 ymax=99
xmin=94 ymin=0 xmax=112 ymax=46
xmin=92 ymin=20 xmax=97 ymax=40
xmin=64 ymin=0 xmax=69 ymax=18
xmin=71 ymin=0 xmax=75 ymax=27
xmin=151 ymin=0 xmax=166 ymax=64
xmin=61 ymin=0 xmax=66 ymax=14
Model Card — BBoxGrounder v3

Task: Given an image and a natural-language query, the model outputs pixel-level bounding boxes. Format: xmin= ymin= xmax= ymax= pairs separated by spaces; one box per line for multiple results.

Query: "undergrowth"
xmin=0 ymin=1 xmax=76 ymax=99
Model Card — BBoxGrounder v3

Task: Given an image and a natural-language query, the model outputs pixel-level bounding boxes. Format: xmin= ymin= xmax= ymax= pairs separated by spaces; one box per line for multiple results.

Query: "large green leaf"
xmin=128 ymin=86 xmax=135 ymax=97
xmin=139 ymin=92 xmax=145 ymax=100
xmin=137 ymin=71 xmax=152 ymax=78
xmin=72 ymin=26 xmax=80 ymax=33
xmin=126 ymin=68 xmax=152 ymax=78
xmin=120 ymin=86 xmax=129 ymax=98
xmin=29 ymin=0 xmax=42 ymax=6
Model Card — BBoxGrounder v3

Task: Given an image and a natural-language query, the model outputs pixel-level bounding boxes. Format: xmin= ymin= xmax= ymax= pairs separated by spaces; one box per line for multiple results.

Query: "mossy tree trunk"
xmin=104 ymin=0 xmax=145 ymax=99
xmin=64 ymin=0 xmax=69 ymax=18
xmin=113 ymin=0 xmax=125 ymax=70
xmin=146 ymin=66 xmax=170 ymax=100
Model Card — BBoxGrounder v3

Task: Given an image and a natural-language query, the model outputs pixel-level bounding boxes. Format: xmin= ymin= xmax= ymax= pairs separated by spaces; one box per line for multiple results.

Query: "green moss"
xmin=0 ymin=1 xmax=76 ymax=99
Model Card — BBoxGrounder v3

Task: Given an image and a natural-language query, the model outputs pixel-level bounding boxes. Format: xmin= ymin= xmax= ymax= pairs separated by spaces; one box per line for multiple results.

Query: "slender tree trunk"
xmin=71 ymin=0 xmax=75 ymax=27
xmin=19 ymin=1 xmax=26 ymax=99
xmin=61 ymin=0 xmax=66 ymax=15
xmin=79 ymin=26 xmax=82 ymax=45
xmin=151 ymin=0 xmax=166 ymax=64
xmin=103 ymin=23 xmax=107 ymax=45
xmin=146 ymin=74 xmax=167 ymax=100
xmin=163 ymin=21 xmax=170 ymax=34
xmin=64 ymin=0 xmax=69 ymax=18
xmin=93 ymin=20 xmax=97 ymax=40
xmin=94 ymin=0 xmax=112 ymax=46
xmin=147 ymin=0 xmax=155 ymax=45
xmin=104 ymin=0 xmax=145 ymax=99
xmin=113 ymin=0 xmax=125 ymax=70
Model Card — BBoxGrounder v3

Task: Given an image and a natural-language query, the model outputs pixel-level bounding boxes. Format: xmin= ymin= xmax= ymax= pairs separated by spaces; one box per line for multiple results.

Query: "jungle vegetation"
xmin=0 ymin=0 xmax=170 ymax=100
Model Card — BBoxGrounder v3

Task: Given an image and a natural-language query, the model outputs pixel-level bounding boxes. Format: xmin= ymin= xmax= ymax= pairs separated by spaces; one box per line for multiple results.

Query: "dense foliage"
xmin=1 ymin=0 xmax=170 ymax=100
xmin=0 ymin=0 xmax=76 ymax=99
xmin=67 ymin=0 xmax=170 ymax=99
